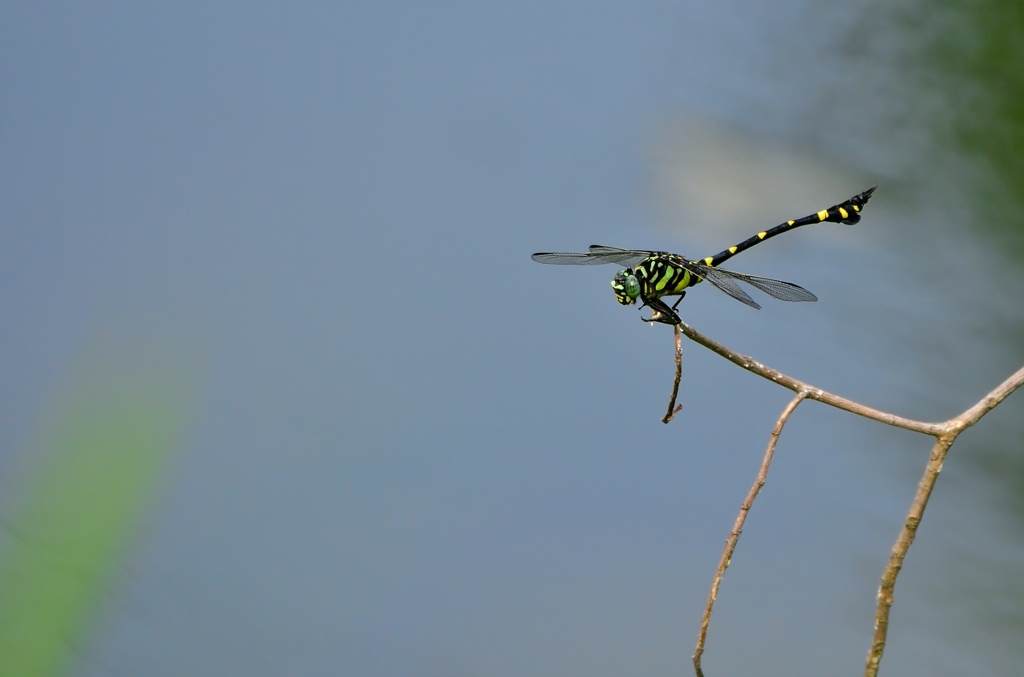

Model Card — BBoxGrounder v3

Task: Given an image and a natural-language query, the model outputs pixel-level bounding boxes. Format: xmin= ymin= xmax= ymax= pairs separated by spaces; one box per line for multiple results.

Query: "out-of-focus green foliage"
xmin=886 ymin=0 xmax=1024 ymax=254
xmin=851 ymin=0 xmax=1024 ymax=664
xmin=0 ymin=364 xmax=190 ymax=676
xmin=930 ymin=3 xmax=1024 ymax=215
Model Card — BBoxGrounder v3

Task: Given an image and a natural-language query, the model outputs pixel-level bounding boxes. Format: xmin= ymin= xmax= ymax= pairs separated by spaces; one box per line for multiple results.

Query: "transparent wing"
xmin=725 ymin=271 xmax=818 ymax=302
xmin=695 ymin=264 xmax=817 ymax=308
xmin=531 ymin=251 xmax=615 ymax=265
xmin=531 ymin=245 xmax=653 ymax=268
xmin=692 ymin=266 xmax=763 ymax=310
xmin=585 ymin=245 xmax=655 ymax=267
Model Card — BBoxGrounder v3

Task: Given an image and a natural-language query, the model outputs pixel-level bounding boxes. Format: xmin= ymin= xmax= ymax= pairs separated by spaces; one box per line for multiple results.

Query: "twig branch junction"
xmin=668 ymin=322 xmax=1024 ymax=677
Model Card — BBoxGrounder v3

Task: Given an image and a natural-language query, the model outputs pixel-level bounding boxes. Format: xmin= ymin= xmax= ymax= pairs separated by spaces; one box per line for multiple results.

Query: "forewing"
xmin=585 ymin=245 xmax=654 ymax=267
xmin=531 ymin=251 xmax=611 ymax=265
xmin=531 ymin=245 xmax=652 ymax=267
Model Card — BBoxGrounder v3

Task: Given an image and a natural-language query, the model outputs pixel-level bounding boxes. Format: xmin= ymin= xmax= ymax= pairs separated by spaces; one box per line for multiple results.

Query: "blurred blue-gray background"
xmin=3 ymin=3 xmax=1024 ymax=676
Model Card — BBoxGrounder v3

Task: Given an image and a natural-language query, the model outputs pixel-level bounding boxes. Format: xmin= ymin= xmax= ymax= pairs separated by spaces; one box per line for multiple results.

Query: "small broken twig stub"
xmin=663 ymin=324 xmax=684 ymax=424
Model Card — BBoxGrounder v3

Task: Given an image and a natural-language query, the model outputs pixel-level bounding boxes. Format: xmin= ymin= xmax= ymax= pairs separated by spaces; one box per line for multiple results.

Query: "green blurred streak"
xmin=885 ymin=0 xmax=1024 ymax=253
xmin=845 ymin=1 xmax=1024 ymax=666
xmin=929 ymin=1 xmax=1024 ymax=232
xmin=0 ymin=368 xmax=190 ymax=676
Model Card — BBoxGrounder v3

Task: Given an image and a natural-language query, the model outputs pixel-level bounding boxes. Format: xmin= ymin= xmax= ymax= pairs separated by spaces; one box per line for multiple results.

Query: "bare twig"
xmin=692 ymin=391 xmax=807 ymax=677
xmin=864 ymin=364 xmax=1024 ymax=677
xmin=663 ymin=324 xmax=684 ymax=424
xmin=674 ymin=321 xmax=945 ymax=436
xmin=951 ymin=364 xmax=1024 ymax=429
xmin=865 ymin=433 xmax=954 ymax=677
xmin=670 ymin=321 xmax=1024 ymax=677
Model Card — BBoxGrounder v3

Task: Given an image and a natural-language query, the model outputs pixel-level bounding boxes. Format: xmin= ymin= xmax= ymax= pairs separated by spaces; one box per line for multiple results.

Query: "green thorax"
xmin=633 ymin=253 xmax=699 ymax=300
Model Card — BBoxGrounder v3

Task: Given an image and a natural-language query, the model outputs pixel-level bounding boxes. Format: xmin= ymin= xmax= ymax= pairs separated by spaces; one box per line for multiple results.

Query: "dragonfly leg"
xmin=670 ymin=292 xmax=687 ymax=311
xmin=640 ymin=296 xmax=681 ymax=325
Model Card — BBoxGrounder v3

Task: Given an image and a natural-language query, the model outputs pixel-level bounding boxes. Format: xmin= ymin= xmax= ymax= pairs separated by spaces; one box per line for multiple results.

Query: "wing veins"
xmin=531 ymin=245 xmax=653 ymax=268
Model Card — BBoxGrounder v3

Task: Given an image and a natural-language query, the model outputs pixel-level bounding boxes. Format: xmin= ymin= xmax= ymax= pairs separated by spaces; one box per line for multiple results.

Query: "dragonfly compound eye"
xmin=611 ymin=270 xmax=640 ymax=305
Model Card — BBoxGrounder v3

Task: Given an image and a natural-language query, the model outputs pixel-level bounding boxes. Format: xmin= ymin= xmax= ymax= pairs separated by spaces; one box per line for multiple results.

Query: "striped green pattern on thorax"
xmin=633 ymin=254 xmax=696 ymax=299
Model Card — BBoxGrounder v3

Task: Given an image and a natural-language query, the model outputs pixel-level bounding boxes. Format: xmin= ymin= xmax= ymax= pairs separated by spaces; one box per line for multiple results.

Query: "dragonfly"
xmin=531 ymin=187 xmax=876 ymax=325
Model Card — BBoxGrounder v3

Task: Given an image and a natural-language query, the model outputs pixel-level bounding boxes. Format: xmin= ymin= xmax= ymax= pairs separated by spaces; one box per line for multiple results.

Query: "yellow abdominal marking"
xmin=703 ymin=257 xmax=713 ymax=265
xmin=757 ymin=232 xmax=767 ymax=239
xmin=853 ymin=204 xmax=861 ymax=212
xmin=728 ymin=246 xmax=737 ymax=254
xmin=673 ymin=271 xmax=691 ymax=292
xmin=817 ymin=209 xmax=829 ymax=221
xmin=788 ymin=220 xmax=795 ymax=225
xmin=655 ymin=266 xmax=675 ymax=291
xmin=839 ymin=206 xmax=849 ymax=219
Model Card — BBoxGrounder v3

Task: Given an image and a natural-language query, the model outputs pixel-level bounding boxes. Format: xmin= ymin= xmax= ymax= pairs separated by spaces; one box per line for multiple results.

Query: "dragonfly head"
xmin=611 ymin=269 xmax=640 ymax=305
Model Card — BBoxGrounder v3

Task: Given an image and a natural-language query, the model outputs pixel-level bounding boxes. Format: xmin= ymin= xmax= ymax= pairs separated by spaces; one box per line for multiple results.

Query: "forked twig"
xmin=692 ymin=391 xmax=807 ymax=677
xmin=668 ymin=321 xmax=1024 ymax=677
xmin=865 ymin=364 xmax=1024 ymax=677
xmin=662 ymin=324 xmax=684 ymax=423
